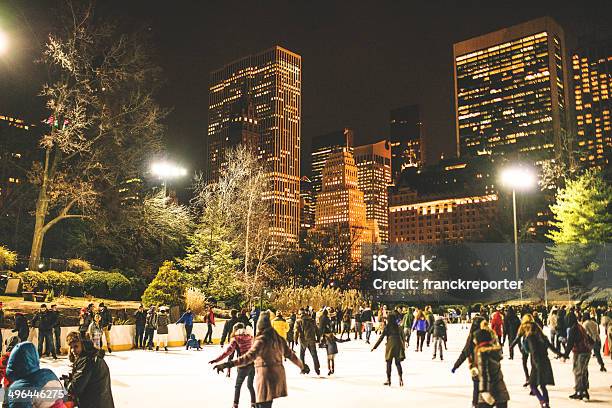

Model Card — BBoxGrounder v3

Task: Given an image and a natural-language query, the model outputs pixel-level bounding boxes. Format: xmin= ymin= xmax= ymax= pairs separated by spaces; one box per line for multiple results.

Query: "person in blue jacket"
xmin=411 ymin=310 xmax=429 ymax=352
xmin=5 ymin=342 xmax=65 ymax=408
xmin=176 ymin=308 xmax=194 ymax=345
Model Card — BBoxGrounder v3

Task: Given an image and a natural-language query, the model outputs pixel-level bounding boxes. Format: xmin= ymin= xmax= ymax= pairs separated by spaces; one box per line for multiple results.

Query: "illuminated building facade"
xmin=0 ymin=115 xmax=36 ymax=206
xmin=454 ymin=17 xmax=572 ymax=166
xmin=315 ymin=149 xmax=376 ymax=262
xmin=354 ymin=140 xmax=392 ymax=243
xmin=299 ymin=176 xmax=314 ymax=231
xmin=208 ymin=46 xmax=301 ymax=247
xmin=572 ymin=39 xmax=611 ymax=168
xmin=389 ymin=189 xmax=498 ymax=244
xmin=389 ymin=105 xmax=424 ymax=182
xmin=310 ymin=128 xmax=354 ymax=212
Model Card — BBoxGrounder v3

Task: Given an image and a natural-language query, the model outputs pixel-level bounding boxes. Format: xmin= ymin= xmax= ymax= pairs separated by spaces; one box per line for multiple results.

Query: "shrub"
xmin=185 ymin=288 xmax=207 ymax=315
xmin=19 ymin=271 xmax=49 ymax=292
xmin=42 ymin=271 xmax=69 ymax=295
xmin=142 ymin=261 xmax=185 ymax=307
xmin=61 ymin=272 xmax=84 ymax=296
xmin=271 ymin=285 xmax=367 ymax=313
xmin=67 ymin=258 xmax=91 ymax=272
xmin=106 ymin=273 xmax=132 ymax=300
xmin=0 ymin=246 xmax=18 ymax=270
xmin=80 ymin=270 xmax=109 ymax=298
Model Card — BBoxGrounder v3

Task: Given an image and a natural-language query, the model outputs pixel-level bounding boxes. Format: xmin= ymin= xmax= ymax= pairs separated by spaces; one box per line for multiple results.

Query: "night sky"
xmin=1 ymin=1 xmax=611 ymax=189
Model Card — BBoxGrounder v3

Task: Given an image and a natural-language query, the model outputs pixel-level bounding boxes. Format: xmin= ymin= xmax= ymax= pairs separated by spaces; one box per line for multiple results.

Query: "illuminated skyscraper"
xmin=389 ymin=105 xmax=423 ymax=182
xmin=299 ymin=176 xmax=314 ymax=231
xmin=208 ymin=46 xmax=301 ymax=247
xmin=315 ymin=149 xmax=376 ymax=262
xmin=310 ymin=128 xmax=353 ymax=208
xmin=572 ymin=39 xmax=611 ymax=168
xmin=453 ymin=17 xmax=572 ymax=166
xmin=354 ymin=140 xmax=392 ymax=243
xmin=0 ymin=115 xmax=36 ymax=206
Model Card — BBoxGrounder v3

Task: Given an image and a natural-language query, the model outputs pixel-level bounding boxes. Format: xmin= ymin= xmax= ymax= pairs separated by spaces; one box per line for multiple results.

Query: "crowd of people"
xmin=206 ymin=303 xmax=610 ymax=408
xmin=0 ymin=300 xmax=609 ymax=407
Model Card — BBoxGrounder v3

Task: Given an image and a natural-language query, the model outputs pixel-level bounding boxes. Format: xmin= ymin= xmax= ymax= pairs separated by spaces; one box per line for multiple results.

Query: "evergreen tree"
xmin=546 ymin=170 xmax=612 ymax=283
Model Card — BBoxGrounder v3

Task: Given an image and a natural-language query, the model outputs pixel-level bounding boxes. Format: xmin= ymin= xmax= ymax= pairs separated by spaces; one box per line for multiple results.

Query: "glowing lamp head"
xmin=151 ymin=162 xmax=187 ymax=179
xmin=0 ymin=31 xmax=8 ymax=55
xmin=500 ymin=166 xmax=536 ymax=191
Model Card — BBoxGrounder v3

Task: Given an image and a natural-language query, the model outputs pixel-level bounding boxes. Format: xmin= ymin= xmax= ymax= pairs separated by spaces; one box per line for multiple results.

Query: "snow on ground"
xmin=40 ymin=324 xmax=611 ymax=407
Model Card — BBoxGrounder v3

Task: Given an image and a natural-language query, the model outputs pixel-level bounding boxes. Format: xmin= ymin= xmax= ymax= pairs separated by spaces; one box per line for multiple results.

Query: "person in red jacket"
xmin=490 ymin=307 xmax=504 ymax=346
xmin=209 ymin=323 xmax=255 ymax=408
xmin=0 ymin=336 xmax=19 ymax=408
xmin=204 ymin=307 xmax=216 ymax=344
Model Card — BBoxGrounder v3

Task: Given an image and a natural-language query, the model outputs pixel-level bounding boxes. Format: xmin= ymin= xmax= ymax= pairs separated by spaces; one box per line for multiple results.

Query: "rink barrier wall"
xmin=0 ymin=321 xmax=227 ymax=352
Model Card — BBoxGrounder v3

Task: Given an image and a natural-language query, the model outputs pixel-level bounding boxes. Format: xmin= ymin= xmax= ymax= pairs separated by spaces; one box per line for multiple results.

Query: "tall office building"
xmin=208 ymin=46 xmax=302 ymax=247
xmin=315 ymin=149 xmax=375 ymax=262
xmin=354 ymin=140 xmax=392 ymax=243
xmin=299 ymin=176 xmax=314 ymax=231
xmin=453 ymin=17 xmax=572 ymax=166
xmin=389 ymin=105 xmax=424 ymax=182
xmin=310 ymin=128 xmax=354 ymax=204
xmin=0 ymin=115 xmax=36 ymax=206
xmin=572 ymin=39 xmax=611 ymax=168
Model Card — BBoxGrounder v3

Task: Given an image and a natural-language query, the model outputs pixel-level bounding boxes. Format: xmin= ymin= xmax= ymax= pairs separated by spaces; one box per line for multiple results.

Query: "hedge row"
xmin=17 ymin=270 xmax=132 ymax=300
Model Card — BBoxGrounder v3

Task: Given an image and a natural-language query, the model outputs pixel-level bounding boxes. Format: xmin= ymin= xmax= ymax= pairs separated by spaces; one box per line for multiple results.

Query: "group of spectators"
xmin=0 ymin=302 xmax=115 ymax=407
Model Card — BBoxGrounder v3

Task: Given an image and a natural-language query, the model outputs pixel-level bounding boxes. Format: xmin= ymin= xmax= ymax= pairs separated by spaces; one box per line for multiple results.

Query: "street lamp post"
xmin=150 ymin=161 xmax=187 ymax=198
xmin=500 ymin=166 xmax=536 ymax=302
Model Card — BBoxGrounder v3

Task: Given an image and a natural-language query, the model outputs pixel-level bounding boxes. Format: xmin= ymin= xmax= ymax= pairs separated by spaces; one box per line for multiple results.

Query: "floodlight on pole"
xmin=499 ymin=165 xmax=536 ymax=302
xmin=150 ymin=161 xmax=187 ymax=196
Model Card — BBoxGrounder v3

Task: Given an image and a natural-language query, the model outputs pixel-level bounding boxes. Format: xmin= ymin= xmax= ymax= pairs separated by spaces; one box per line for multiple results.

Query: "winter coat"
xmin=432 ymin=318 xmax=447 ymax=338
xmin=156 ymin=313 xmax=170 ymax=335
xmin=361 ymin=309 xmax=374 ymax=323
xmin=401 ymin=310 xmax=414 ymax=329
xmin=221 ymin=317 xmax=239 ymax=344
xmin=205 ymin=311 xmax=216 ymax=325
xmin=453 ymin=316 xmax=486 ymax=371
xmin=80 ymin=311 xmax=93 ymax=332
xmin=286 ymin=316 xmax=295 ymax=343
xmin=294 ymin=314 xmax=319 ymax=346
xmin=186 ymin=334 xmax=200 ymax=349
xmin=133 ymin=310 xmax=146 ymax=327
xmin=272 ymin=317 xmax=290 ymax=339
xmin=13 ymin=314 xmax=29 ymax=341
xmin=98 ymin=307 xmax=112 ymax=329
xmin=211 ymin=333 xmax=253 ymax=363
xmin=177 ymin=311 xmax=194 ymax=326
xmin=490 ymin=311 xmax=504 ymax=338
xmin=145 ymin=312 xmax=157 ymax=330
xmin=318 ymin=315 xmax=332 ymax=336
xmin=475 ymin=341 xmax=510 ymax=404
xmin=412 ymin=317 xmax=428 ymax=332
xmin=524 ymin=328 xmax=557 ymax=386
xmin=582 ymin=319 xmax=599 ymax=342
xmin=323 ymin=333 xmax=338 ymax=356
xmin=31 ymin=310 xmax=55 ymax=332
xmin=67 ymin=340 xmax=115 ymax=408
xmin=0 ymin=352 xmax=11 ymax=388
xmin=232 ymin=328 xmax=303 ymax=403
xmin=503 ymin=311 xmax=520 ymax=339
xmin=425 ymin=312 xmax=435 ymax=333
xmin=6 ymin=342 xmax=65 ymax=408
xmin=88 ymin=322 xmax=103 ymax=346
xmin=372 ymin=324 xmax=405 ymax=361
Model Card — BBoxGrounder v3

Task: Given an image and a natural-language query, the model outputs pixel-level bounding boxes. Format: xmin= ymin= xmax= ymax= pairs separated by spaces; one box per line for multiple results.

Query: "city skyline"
xmin=1 ymin=1 xmax=610 ymax=183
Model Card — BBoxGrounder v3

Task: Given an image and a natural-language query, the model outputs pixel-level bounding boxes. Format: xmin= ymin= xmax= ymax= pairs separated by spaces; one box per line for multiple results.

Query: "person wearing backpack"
xmin=209 ymin=323 xmax=255 ymax=408
xmin=563 ymin=312 xmax=594 ymax=401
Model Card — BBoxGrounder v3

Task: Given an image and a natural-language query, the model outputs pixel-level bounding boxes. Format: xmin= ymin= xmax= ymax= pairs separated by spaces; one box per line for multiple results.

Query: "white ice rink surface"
xmin=40 ymin=324 xmax=611 ymax=407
